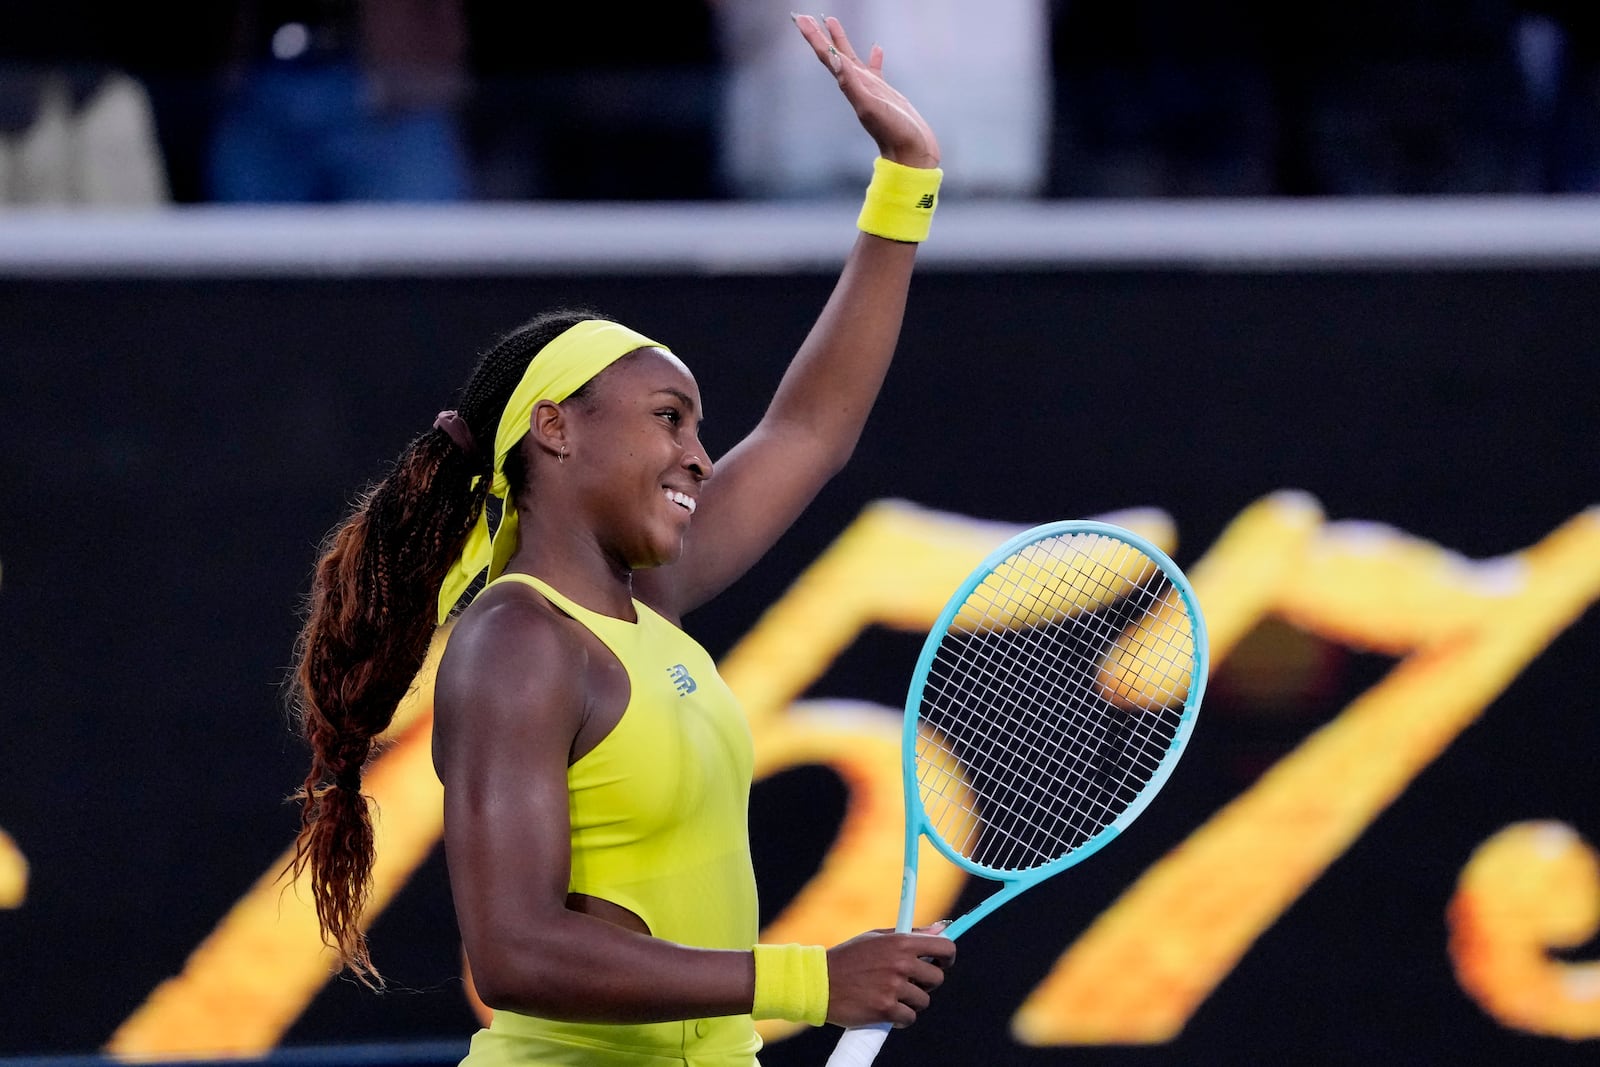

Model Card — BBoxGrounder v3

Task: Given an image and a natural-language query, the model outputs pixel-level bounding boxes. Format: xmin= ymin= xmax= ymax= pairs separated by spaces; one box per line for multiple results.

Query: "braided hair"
xmin=289 ymin=308 xmax=610 ymax=983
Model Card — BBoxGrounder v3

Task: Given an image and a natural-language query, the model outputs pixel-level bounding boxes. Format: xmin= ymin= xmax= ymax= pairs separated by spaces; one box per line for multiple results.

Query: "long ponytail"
xmin=289 ymin=307 xmax=607 ymax=983
xmin=290 ymin=430 xmax=487 ymax=982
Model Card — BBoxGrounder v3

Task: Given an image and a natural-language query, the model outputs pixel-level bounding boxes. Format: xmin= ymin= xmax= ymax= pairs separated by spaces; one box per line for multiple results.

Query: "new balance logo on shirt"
xmin=667 ymin=664 xmax=697 ymax=696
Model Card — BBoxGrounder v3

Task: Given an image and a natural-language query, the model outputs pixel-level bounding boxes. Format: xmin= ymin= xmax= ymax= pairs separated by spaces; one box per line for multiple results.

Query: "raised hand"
xmin=793 ymin=14 xmax=941 ymax=170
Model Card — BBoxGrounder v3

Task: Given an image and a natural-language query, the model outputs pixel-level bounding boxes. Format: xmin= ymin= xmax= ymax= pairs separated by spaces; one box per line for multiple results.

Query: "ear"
xmin=529 ymin=398 xmax=570 ymax=458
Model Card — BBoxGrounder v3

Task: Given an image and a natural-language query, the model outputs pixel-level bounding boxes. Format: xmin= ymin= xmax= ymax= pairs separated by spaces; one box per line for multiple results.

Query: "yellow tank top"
xmin=462 ymin=573 xmax=763 ymax=1067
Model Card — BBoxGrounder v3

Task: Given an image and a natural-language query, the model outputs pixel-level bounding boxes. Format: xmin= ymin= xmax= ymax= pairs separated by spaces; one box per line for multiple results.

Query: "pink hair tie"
xmin=432 ymin=410 xmax=479 ymax=459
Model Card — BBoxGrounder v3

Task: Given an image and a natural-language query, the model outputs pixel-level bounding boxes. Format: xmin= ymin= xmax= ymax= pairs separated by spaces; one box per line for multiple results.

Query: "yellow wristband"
xmin=751 ymin=943 xmax=829 ymax=1026
xmin=856 ymin=157 xmax=943 ymax=243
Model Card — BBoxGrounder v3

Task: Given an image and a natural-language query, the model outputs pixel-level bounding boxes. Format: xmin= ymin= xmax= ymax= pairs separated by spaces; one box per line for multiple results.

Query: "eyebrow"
xmin=653 ymin=388 xmax=701 ymax=418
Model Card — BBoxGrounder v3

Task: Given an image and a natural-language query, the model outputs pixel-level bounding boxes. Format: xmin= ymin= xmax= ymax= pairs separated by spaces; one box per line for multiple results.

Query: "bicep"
xmin=434 ymin=607 xmax=585 ymax=989
xmin=442 ymin=724 xmax=575 ymax=972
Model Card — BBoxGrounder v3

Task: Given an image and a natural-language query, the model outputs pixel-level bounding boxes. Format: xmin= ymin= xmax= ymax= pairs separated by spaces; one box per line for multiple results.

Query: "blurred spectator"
xmin=1518 ymin=2 xmax=1600 ymax=190
xmin=0 ymin=3 xmax=169 ymax=205
xmin=0 ymin=66 xmax=168 ymax=205
xmin=74 ymin=1 xmax=236 ymax=204
xmin=717 ymin=1 xmax=1051 ymax=199
xmin=208 ymin=0 xmax=469 ymax=202
xmin=3 ymin=0 xmax=1597 ymax=203
xmin=461 ymin=4 xmax=721 ymax=200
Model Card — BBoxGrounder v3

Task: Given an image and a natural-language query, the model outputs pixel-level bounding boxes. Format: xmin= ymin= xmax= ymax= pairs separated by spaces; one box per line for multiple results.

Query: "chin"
xmin=630 ymin=536 xmax=686 ymax=571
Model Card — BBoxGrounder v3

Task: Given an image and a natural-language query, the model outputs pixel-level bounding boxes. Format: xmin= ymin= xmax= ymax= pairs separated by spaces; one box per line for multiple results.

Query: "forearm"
xmin=760 ymin=15 xmax=941 ymax=458
xmin=763 ymin=231 xmax=920 ymax=461
xmin=643 ymin=14 xmax=945 ymax=611
xmin=469 ymin=912 xmax=757 ymax=1024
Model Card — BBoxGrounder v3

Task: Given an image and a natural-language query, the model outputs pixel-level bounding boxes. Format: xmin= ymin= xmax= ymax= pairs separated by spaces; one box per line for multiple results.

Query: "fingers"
xmin=823 ymin=15 xmax=864 ymax=65
xmin=790 ymin=14 xmax=834 ymax=71
xmin=792 ymin=13 xmax=871 ymax=78
xmin=906 ymin=931 xmax=958 ymax=967
xmin=894 ymin=984 xmax=931 ymax=1025
xmin=909 ymin=956 xmax=948 ymax=992
xmin=825 ymin=928 xmax=958 ymax=1029
xmin=888 ymin=948 xmax=947 ymax=1027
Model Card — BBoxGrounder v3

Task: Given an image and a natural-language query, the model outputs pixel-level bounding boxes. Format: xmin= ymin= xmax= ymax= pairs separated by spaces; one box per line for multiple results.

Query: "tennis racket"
xmin=824 ymin=519 xmax=1208 ymax=1066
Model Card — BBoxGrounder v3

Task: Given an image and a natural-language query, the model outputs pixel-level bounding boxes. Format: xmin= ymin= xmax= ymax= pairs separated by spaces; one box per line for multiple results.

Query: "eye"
xmin=657 ymin=408 xmax=682 ymax=426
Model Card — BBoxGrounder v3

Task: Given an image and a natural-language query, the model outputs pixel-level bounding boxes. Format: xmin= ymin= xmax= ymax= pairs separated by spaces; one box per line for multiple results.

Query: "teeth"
xmin=665 ymin=489 xmax=697 ymax=514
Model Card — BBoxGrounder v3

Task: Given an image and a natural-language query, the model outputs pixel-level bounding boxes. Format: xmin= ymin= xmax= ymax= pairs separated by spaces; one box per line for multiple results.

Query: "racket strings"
xmin=921 ymin=613 xmax=1164 ymax=865
xmin=953 ymin=563 xmax=1184 ymax=863
xmin=915 ymin=534 xmax=1195 ymax=873
xmin=922 ymin=607 xmax=1140 ymax=849
xmin=944 ymin=562 xmax=1181 ymax=864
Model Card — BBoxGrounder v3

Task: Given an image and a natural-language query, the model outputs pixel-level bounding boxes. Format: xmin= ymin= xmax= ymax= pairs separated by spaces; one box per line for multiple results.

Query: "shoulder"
xmin=442 ymin=582 xmax=587 ymax=681
xmin=434 ymin=583 xmax=591 ymax=759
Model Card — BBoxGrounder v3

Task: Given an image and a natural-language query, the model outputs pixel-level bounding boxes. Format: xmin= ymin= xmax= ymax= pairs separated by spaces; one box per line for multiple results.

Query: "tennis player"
xmin=291 ymin=14 xmax=954 ymax=1065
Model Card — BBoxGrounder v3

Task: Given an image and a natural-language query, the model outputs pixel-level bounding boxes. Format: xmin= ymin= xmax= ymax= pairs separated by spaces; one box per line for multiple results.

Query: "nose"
xmin=684 ymin=435 xmax=713 ymax=481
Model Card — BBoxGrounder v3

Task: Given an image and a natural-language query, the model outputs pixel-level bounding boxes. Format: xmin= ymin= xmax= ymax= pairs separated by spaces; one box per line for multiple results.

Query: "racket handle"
xmin=824 ymin=1023 xmax=891 ymax=1067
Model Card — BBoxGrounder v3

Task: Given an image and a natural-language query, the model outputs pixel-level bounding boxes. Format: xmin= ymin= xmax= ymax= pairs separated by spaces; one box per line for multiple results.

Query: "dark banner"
xmin=1 ymin=265 xmax=1597 ymax=1064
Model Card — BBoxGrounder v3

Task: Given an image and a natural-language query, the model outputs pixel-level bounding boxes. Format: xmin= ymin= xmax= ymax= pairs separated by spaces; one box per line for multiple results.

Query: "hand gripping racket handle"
xmin=824 ymin=1022 xmax=891 ymax=1066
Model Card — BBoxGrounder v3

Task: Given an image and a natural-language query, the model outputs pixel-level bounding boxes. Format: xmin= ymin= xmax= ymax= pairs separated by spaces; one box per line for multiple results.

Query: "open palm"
xmin=793 ymin=14 xmax=941 ymax=170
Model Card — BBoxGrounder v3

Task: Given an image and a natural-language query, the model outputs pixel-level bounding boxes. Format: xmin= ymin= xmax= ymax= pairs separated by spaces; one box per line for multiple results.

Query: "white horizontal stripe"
xmin=4 ymin=196 xmax=1600 ymax=275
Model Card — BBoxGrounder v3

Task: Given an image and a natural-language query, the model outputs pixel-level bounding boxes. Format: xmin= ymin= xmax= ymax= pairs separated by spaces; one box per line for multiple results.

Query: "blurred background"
xmin=3 ymin=0 xmax=1600 ymax=207
xmin=3 ymin=2 xmax=1600 ymax=1066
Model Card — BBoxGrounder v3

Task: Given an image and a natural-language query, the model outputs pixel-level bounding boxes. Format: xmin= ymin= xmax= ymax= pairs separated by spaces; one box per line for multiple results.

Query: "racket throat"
xmin=942 ymin=881 xmax=1026 ymax=941
xmin=895 ymin=865 xmax=919 ymax=932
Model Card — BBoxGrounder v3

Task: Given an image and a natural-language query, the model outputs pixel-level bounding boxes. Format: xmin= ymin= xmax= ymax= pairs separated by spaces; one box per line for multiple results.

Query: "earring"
xmin=559 ymin=447 xmax=567 ymax=464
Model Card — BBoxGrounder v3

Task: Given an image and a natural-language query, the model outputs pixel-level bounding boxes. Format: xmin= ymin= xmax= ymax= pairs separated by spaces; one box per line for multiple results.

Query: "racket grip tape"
xmin=824 ymin=1023 xmax=891 ymax=1066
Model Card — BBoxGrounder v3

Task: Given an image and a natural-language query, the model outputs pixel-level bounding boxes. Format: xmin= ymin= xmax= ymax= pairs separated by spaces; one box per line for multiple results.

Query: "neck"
xmin=503 ymin=509 xmax=638 ymax=621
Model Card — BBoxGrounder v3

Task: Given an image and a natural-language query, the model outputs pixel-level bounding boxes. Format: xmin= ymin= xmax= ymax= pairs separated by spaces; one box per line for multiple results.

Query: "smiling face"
xmin=561 ymin=347 xmax=713 ymax=571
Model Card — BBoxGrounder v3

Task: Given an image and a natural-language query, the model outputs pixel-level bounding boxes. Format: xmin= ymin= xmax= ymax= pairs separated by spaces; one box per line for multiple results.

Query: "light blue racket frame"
xmin=893 ymin=519 xmax=1210 ymax=940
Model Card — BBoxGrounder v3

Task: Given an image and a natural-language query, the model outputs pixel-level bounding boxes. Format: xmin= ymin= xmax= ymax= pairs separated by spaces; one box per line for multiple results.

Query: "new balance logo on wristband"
xmin=858 ymin=158 xmax=940 ymax=242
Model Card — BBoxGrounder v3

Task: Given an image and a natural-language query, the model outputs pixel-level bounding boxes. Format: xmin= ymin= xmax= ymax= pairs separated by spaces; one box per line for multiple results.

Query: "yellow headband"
xmin=436 ymin=319 xmax=669 ymax=623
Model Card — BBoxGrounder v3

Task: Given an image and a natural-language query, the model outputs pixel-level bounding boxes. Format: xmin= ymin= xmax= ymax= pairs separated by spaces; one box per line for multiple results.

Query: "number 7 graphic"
xmin=106 ymin=494 xmax=1600 ymax=1054
xmin=1013 ymin=495 xmax=1600 ymax=1045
